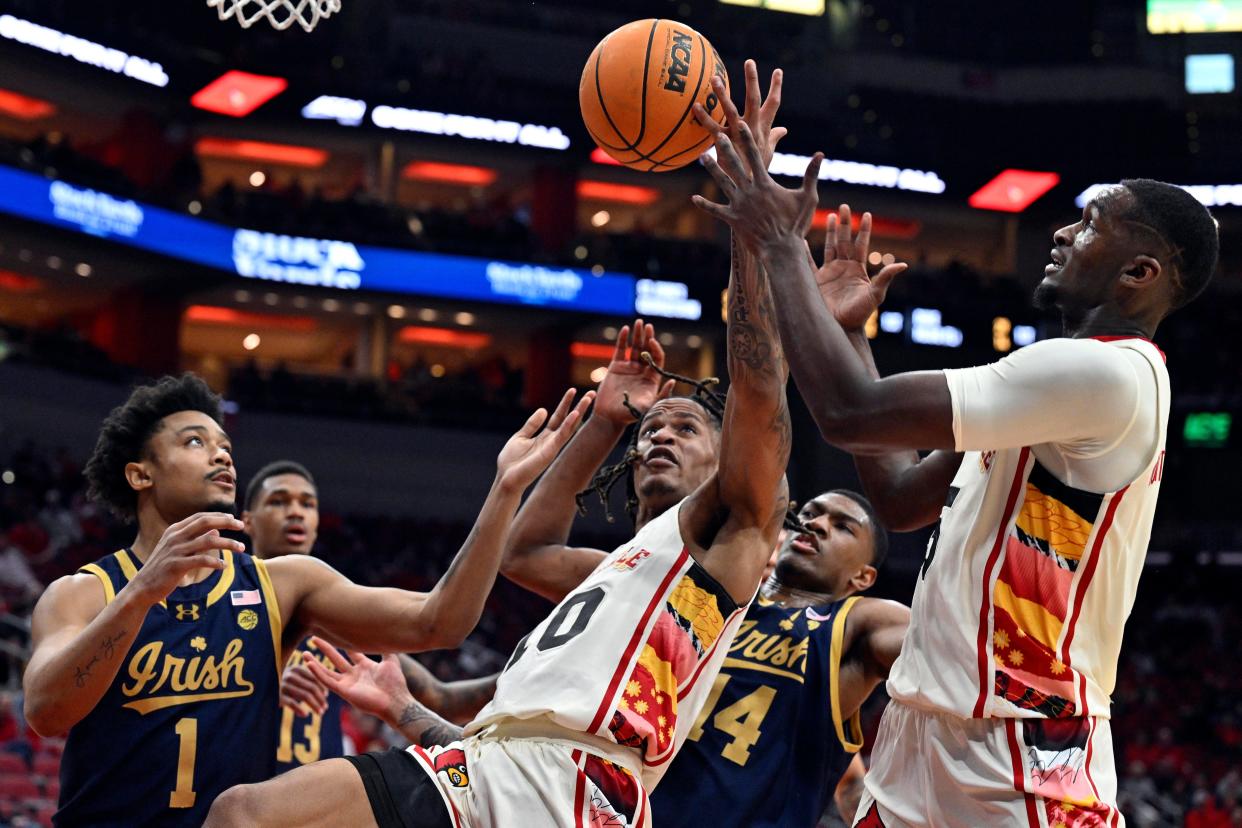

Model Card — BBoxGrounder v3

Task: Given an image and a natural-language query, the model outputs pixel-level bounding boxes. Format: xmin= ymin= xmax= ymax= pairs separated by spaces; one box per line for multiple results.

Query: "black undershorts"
xmin=344 ymin=748 xmax=452 ymax=828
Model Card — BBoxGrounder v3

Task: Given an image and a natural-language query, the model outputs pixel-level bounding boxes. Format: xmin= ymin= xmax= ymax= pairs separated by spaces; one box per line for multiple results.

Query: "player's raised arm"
xmin=267 ymin=389 xmax=594 ymax=653
xmin=812 ymin=208 xmax=963 ymax=530
xmin=686 ymin=61 xmax=794 ymax=604
xmin=23 ymin=513 xmax=244 ymax=735
xmin=693 ymin=80 xmax=956 ymax=455
xmin=503 ymin=320 xmax=673 ymax=602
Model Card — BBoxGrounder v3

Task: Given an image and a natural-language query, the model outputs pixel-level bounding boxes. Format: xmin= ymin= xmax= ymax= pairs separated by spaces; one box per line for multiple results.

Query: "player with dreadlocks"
xmin=498 ymin=61 xmax=911 ymax=828
xmin=208 ymin=67 xmax=794 ymax=828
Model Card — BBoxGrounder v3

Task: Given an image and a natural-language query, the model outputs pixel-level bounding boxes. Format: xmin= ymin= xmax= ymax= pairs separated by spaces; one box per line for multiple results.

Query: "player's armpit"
xmin=500 ymin=542 xmax=608 ymax=605
xmin=855 ymin=449 xmax=964 ymax=532
xmin=849 ymin=599 xmax=911 ymax=685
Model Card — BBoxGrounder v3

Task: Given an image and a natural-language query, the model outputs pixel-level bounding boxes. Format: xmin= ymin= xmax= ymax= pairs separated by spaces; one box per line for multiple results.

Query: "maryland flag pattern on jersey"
xmin=991 ymin=462 xmax=1105 ymax=717
xmin=609 ymin=570 xmax=728 ymax=762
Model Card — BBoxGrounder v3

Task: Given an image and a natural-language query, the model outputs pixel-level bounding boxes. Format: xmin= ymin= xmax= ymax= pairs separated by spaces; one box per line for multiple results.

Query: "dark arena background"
xmin=0 ymin=1 xmax=1240 ymax=826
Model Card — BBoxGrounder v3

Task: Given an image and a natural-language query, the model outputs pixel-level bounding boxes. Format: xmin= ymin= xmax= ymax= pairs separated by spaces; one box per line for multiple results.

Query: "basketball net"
xmin=206 ymin=0 xmax=341 ymax=32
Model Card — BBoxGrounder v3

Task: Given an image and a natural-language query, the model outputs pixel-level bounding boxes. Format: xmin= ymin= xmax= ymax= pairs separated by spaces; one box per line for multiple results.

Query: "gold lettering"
xmin=727 ymin=631 xmax=810 ymax=674
xmin=742 ymin=634 xmax=781 ymax=661
xmin=160 ymin=654 xmax=186 ymax=693
xmin=119 ymin=637 xmax=255 ymax=714
xmin=217 ymin=639 xmax=246 ymax=689
xmin=122 ymin=642 xmax=162 ymax=697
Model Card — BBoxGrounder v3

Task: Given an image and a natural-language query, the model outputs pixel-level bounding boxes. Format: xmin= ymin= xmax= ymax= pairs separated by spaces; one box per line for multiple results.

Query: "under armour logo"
xmin=175 ymin=603 xmax=201 ymax=621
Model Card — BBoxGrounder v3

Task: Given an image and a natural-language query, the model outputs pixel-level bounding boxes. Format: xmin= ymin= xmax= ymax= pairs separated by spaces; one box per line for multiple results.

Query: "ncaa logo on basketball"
xmin=237 ymin=609 xmax=259 ymax=631
xmin=664 ymin=30 xmax=693 ymax=93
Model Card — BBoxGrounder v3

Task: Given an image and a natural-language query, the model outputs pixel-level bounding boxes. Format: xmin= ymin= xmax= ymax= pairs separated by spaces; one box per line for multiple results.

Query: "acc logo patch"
xmin=433 ymin=748 xmax=469 ymax=788
xmin=236 ymin=609 xmax=259 ymax=631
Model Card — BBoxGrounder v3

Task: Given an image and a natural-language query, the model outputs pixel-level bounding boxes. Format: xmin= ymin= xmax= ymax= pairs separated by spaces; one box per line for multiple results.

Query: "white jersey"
xmin=467 ymin=499 xmax=749 ymax=789
xmin=888 ymin=337 xmax=1170 ymax=720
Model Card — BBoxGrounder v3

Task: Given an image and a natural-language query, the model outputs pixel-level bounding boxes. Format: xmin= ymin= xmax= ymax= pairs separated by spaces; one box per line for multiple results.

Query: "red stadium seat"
xmin=33 ymin=754 xmax=59 ymax=779
xmin=0 ymin=753 xmax=27 ymax=773
xmin=0 ymin=774 xmax=42 ymax=800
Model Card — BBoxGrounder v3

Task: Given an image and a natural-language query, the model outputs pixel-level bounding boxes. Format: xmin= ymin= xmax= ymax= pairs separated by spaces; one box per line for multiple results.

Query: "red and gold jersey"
xmin=466 ymin=499 xmax=747 ymax=789
xmin=888 ymin=337 xmax=1170 ymax=720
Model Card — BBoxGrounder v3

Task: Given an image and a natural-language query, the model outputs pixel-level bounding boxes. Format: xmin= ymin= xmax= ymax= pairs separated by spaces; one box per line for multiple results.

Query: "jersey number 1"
xmin=170 ymin=717 xmax=197 ymax=808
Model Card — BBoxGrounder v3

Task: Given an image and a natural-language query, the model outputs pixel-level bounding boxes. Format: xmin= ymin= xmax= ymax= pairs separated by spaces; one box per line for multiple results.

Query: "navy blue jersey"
xmin=275 ymin=636 xmax=345 ymax=773
xmin=56 ymin=548 xmax=283 ymax=827
xmin=650 ymin=596 xmax=864 ymax=828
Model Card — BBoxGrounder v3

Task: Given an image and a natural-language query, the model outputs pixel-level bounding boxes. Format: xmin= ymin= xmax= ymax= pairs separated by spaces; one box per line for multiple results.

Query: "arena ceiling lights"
xmin=192 ymin=71 xmax=288 ymax=117
xmin=0 ymin=14 xmax=168 ymax=87
xmin=576 ymin=181 xmax=660 ymax=205
xmin=968 ymin=170 xmax=1060 ymax=212
xmin=765 ymin=150 xmax=946 ymax=195
xmin=401 ymin=161 xmax=498 ymax=186
xmin=301 ymin=95 xmax=572 ymax=151
xmin=195 ymin=137 xmax=328 ymax=168
xmin=0 ymin=88 xmax=55 ymax=120
xmin=1077 ymin=182 xmax=1242 ymax=208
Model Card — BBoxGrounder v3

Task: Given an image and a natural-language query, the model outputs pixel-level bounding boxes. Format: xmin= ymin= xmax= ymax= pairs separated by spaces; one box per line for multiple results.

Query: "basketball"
xmin=580 ymin=19 xmax=730 ymax=172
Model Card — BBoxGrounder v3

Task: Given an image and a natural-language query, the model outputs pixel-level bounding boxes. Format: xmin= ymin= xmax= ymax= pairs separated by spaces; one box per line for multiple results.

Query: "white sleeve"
xmin=942 ymin=339 xmax=1143 ymax=456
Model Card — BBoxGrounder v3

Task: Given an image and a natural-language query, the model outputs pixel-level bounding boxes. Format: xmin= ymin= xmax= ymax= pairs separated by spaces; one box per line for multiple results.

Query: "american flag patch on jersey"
xmin=230 ymin=589 xmax=261 ymax=606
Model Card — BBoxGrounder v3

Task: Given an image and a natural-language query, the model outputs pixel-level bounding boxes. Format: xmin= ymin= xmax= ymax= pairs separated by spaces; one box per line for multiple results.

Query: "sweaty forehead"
xmin=1089 ymin=186 xmax=1135 ymax=219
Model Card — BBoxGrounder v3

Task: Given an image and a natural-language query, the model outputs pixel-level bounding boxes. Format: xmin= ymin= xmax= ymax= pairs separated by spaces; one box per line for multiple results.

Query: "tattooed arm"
xmin=23 ymin=574 xmax=143 ymax=736
xmin=390 ymin=697 xmax=465 ymax=748
xmin=303 ymin=641 xmax=474 ymax=744
xmin=684 ymin=63 xmax=793 ymax=605
xmin=398 ymin=655 xmax=497 ymax=725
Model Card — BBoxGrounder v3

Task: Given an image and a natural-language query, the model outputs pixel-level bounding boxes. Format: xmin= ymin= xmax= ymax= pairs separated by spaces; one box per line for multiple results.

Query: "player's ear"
xmin=240 ymin=510 xmax=253 ymax=534
xmin=1120 ymin=255 xmax=1161 ymax=290
xmin=849 ymin=564 xmax=877 ymax=593
xmin=124 ymin=461 xmax=153 ymax=493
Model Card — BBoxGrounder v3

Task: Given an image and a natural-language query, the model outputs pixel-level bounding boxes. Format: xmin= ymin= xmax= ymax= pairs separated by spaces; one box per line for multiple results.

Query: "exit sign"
xmin=1184 ymin=412 xmax=1231 ymax=447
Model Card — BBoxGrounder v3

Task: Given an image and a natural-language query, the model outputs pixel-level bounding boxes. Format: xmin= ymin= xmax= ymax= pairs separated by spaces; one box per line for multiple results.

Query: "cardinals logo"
xmin=433 ymin=748 xmax=469 ymax=788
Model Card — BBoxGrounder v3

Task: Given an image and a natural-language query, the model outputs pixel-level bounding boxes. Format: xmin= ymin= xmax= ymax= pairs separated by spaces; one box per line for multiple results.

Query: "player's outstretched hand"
xmin=815 ymin=204 xmax=908 ymax=331
xmin=698 ymin=58 xmax=787 ymax=177
xmin=128 ymin=512 xmax=244 ymax=605
xmin=303 ymin=637 xmax=412 ymax=722
xmin=496 ymin=388 xmax=596 ymax=490
xmin=691 ymin=103 xmax=823 ymax=255
xmin=280 ymin=662 xmax=329 ymax=716
xmin=594 ymin=318 xmax=674 ymax=426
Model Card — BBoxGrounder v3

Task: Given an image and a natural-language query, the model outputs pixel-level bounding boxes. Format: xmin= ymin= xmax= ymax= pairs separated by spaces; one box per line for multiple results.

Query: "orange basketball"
xmin=580 ymin=19 xmax=729 ymax=172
